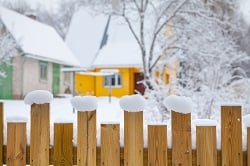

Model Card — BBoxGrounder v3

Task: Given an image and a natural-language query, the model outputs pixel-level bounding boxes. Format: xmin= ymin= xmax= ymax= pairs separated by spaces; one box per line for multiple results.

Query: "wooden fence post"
xmin=221 ymin=106 xmax=242 ymax=166
xmin=148 ymin=125 xmax=167 ymax=166
xmin=101 ymin=124 xmax=120 ymax=166
xmin=196 ymin=126 xmax=217 ymax=165
xmin=124 ymin=111 xmax=143 ymax=166
xmin=7 ymin=122 xmax=26 ymax=166
xmin=0 ymin=102 xmax=3 ymax=166
xmin=30 ymin=103 xmax=50 ymax=166
xmin=54 ymin=123 xmax=73 ymax=166
xmin=247 ymin=127 xmax=250 ymax=166
xmin=77 ymin=110 xmax=96 ymax=166
xmin=171 ymin=111 xmax=192 ymax=166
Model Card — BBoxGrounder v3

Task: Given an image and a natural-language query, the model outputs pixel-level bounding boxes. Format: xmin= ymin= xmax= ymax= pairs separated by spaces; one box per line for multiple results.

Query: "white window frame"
xmin=104 ymin=73 xmax=122 ymax=88
xmin=39 ymin=61 xmax=48 ymax=81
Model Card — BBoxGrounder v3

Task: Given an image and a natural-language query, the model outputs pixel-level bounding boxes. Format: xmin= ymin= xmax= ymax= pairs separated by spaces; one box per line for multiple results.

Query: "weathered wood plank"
xmin=124 ymin=111 xmax=143 ymax=166
xmin=30 ymin=103 xmax=50 ymax=166
xmin=101 ymin=124 xmax=120 ymax=166
xmin=0 ymin=102 xmax=3 ymax=166
xmin=221 ymin=106 xmax=243 ymax=166
xmin=196 ymin=126 xmax=217 ymax=166
xmin=171 ymin=111 xmax=192 ymax=166
xmin=7 ymin=122 xmax=26 ymax=166
xmin=1 ymin=146 xmax=249 ymax=165
xmin=148 ymin=125 xmax=167 ymax=166
xmin=248 ymin=128 xmax=250 ymax=166
xmin=54 ymin=123 xmax=73 ymax=166
xmin=77 ymin=111 xmax=96 ymax=166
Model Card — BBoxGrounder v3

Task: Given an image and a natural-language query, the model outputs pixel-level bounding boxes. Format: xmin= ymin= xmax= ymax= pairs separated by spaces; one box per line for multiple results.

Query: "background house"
xmin=66 ymin=8 xmax=173 ymax=97
xmin=0 ymin=7 xmax=80 ymax=99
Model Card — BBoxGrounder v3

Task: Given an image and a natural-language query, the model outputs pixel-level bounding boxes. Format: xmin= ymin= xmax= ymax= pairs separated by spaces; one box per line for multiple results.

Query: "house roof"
xmin=0 ymin=6 xmax=80 ymax=66
xmin=65 ymin=8 xmax=108 ymax=69
xmin=65 ymin=8 xmax=142 ymax=69
xmin=93 ymin=16 xmax=142 ymax=68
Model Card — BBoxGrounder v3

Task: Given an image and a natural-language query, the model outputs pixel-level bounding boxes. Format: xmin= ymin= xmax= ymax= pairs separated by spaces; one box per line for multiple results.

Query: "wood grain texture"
xmin=30 ymin=103 xmax=50 ymax=166
xmin=77 ymin=111 xmax=96 ymax=166
xmin=124 ymin=111 xmax=143 ymax=166
xmin=171 ymin=111 xmax=192 ymax=166
xmin=221 ymin=106 xmax=243 ymax=166
xmin=0 ymin=102 xmax=3 ymax=166
xmin=101 ymin=124 xmax=120 ymax=166
xmin=54 ymin=123 xmax=73 ymax=166
xmin=248 ymin=128 xmax=250 ymax=166
xmin=7 ymin=123 xmax=26 ymax=166
xmin=148 ymin=125 xmax=167 ymax=166
xmin=196 ymin=126 xmax=217 ymax=166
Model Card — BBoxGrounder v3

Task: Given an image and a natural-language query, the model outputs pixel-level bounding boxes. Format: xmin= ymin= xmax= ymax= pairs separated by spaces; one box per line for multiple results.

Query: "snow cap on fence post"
xmin=119 ymin=94 xmax=145 ymax=112
xmin=192 ymin=119 xmax=218 ymax=126
xmin=24 ymin=90 xmax=53 ymax=105
xmin=163 ymin=95 xmax=193 ymax=114
xmin=6 ymin=116 xmax=29 ymax=123
xmin=70 ymin=96 xmax=98 ymax=111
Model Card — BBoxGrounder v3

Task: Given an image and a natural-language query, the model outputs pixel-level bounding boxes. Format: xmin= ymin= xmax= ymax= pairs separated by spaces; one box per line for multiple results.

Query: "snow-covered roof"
xmin=0 ymin=6 xmax=80 ymax=66
xmin=65 ymin=8 xmax=108 ymax=68
xmin=65 ymin=8 xmax=142 ymax=69
xmin=93 ymin=16 xmax=142 ymax=68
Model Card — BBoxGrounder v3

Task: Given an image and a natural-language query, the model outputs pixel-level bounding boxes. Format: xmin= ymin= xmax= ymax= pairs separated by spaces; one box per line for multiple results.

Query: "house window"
xmin=104 ymin=73 xmax=121 ymax=87
xmin=39 ymin=61 xmax=48 ymax=81
xmin=64 ymin=72 xmax=71 ymax=84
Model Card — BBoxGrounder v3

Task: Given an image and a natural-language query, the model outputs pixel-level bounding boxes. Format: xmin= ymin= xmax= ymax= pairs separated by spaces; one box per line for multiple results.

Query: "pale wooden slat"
xmin=7 ymin=122 xmax=26 ymax=166
xmin=196 ymin=126 xmax=217 ymax=166
xmin=247 ymin=128 xmax=250 ymax=166
xmin=221 ymin=106 xmax=243 ymax=166
xmin=148 ymin=125 xmax=167 ymax=166
xmin=101 ymin=124 xmax=120 ymax=166
xmin=0 ymin=102 xmax=3 ymax=166
xmin=124 ymin=111 xmax=143 ymax=166
xmin=171 ymin=111 xmax=192 ymax=166
xmin=30 ymin=103 xmax=50 ymax=166
xmin=77 ymin=111 xmax=96 ymax=166
xmin=54 ymin=123 xmax=73 ymax=166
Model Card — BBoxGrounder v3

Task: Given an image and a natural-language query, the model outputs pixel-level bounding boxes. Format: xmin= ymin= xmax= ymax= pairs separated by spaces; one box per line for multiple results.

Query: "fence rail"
xmin=0 ymin=102 xmax=249 ymax=166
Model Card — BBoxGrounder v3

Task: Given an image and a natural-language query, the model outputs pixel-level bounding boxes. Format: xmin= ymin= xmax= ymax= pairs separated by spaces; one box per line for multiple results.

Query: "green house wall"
xmin=52 ymin=63 xmax=60 ymax=95
xmin=0 ymin=61 xmax=13 ymax=99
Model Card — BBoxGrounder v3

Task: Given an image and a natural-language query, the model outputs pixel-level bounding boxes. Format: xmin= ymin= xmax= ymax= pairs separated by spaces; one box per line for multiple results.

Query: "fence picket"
xmin=221 ymin=106 xmax=243 ymax=166
xmin=124 ymin=111 xmax=143 ymax=166
xmin=101 ymin=124 xmax=120 ymax=166
xmin=7 ymin=122 xmax=26 ymax=166
xmin=77 ymin=111 xmax=96 ymax=166
xmin=0 ymin=102 xmax=3 ymax=166
xmin=54 ymin=123 xmax=73 ymax=166
xmin=2 ymin=100 xmax=250 ymax=165
xmin=30 ymin=103 xmax=50 ymax=166
xmin=171 ymin=111 xmax=192 ymax=166
xmin=148 ymin=125 xmax=167 ymax=166
xmin=196 ymin=126 xmax=217 ymax=166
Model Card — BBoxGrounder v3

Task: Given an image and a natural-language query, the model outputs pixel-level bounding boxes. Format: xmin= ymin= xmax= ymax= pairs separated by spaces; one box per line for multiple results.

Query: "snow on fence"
xmin=0 ymin=95 xmax=249 ymax=165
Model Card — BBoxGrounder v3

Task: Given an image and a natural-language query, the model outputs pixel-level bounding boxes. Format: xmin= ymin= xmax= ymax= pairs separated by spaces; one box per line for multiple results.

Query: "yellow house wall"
xmin=75 ymin=73 xmax=95 ymax=96
xmin=74 ymin=66 xmax=176 ymax=97
xmin=95 ymin=68 xmax=134 ymax=97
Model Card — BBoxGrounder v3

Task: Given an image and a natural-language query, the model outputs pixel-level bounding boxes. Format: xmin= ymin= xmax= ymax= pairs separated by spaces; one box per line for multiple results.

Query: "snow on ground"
xmin=0 ymin=97 xmax=249 ymax=150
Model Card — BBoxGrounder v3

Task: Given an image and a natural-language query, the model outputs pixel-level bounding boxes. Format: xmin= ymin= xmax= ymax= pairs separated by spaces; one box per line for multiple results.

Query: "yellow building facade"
xmin=75 ymin=67 xmax=174 ymax=97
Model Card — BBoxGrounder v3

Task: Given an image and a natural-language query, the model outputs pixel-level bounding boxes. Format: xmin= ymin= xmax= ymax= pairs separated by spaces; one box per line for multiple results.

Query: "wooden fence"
xmin=0 ymin=102 xmax=249 ymax=165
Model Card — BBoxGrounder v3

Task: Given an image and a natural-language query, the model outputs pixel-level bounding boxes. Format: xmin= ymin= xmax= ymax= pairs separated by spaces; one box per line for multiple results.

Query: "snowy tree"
xmin=0 ymin=0 xmax=77 ymax=39
xmin=173 ymin=0 xmax=250 ymax=119
xmin=75 ymin=0 xmax=189 ymax=122
xmin=36 ymin=0 xmax=78 ymax=39
xmin=0 ymin=21 xmax=17 ymax=78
